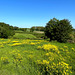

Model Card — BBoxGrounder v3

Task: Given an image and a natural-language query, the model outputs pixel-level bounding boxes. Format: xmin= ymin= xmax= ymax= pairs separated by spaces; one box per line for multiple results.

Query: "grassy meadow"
xmin=12 ymin=33 xmax=37 ymax=39
xmin=0 ymin=36 xmax=75 ymax=75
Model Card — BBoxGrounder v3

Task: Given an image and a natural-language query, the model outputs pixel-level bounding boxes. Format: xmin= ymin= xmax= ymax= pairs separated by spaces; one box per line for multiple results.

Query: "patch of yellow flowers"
xmin=37 ymin=60 xmax=49 ymax=65
xmin=11 ymin=50 xmax=23 ymax=64
xmin=30 ymin=42 xmax=36 ymax=45
xmin=36 ymin=44 xmax=72 ymax=75
xmin=63 ymin=46 xmax=68 ymax=49
xmin=12 ymin=41 xmax=19 ymax=43
xmin=11 ymin=43 xmax=23 ymax=46
xmin=37 ymin=44 xmax=60 ymax=54
xmin=0 ymin=44 xmax=4 ymax=48
xmin=72 ymin=48 xmax=75 ymax=51
xmin=1 ymin=57 xmax=9 ymax=64
xmin=36 ymin=59 xmax=72 ymax=75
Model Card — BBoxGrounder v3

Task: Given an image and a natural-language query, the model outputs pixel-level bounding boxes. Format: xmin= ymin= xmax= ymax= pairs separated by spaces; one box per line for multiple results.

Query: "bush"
xmin=0 ymin=27 xmax=8 ymax=38
xmin=0 ymin=22 xmax=15 ymax=38
xmin=0 ymin=27 xmax=15 ymax=38
xmin=45 ymin=18 xmax=73 ymax=43
xmin=30 ymin=27 xmax=35 ymax=32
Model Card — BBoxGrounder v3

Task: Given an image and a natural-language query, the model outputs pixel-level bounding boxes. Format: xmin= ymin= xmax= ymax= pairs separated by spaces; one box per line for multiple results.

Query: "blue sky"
xmin=0 ymin=0 xmax=75 ymax=28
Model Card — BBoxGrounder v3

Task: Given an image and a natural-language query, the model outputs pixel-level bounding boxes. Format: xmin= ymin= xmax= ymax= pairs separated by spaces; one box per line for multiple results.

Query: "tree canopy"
xmin=0 ymin=22 xmax=15 ymax=38
xmin=45 ymin=18 xmax=73 ymax=42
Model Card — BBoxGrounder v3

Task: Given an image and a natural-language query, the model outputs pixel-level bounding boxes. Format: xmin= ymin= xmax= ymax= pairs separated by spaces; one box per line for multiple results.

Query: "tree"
xmin=45 ymin=18 xmax=73 ymax=42
xmin=20 ymin=28 xmax=27 ymax=32
xmin=30 ymin=26 xmax=45 ymax=32
xmin=0 ymin=22 xmax=15 ymax=38
xmin=0 ymin=27 xmax=8 ymax=38
xmin=30 ymin=27 xmax=35 ymax=32
xmin=13 ymin=26 xmax=19 ymax=30
xmin=36 ymin=26 xmax=45 ymax=31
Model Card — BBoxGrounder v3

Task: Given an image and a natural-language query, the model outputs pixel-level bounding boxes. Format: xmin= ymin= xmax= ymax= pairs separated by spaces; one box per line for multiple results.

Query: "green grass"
xmin=0 ymin=39 xmax=75 ymax=75
xmin=12 ymin=33 xmax=37 ymax=39
xmin=14 ymin=30 xmax=45 ymax=39
xmin=14 ymin=30 xmax=24 ymax=33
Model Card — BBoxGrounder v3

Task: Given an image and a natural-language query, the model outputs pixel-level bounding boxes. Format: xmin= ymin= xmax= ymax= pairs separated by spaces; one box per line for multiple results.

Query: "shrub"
xmin=0 ymin=22 xmax=15 ymax=38
xmin=45 ymin=18 xmax=73 ymax=42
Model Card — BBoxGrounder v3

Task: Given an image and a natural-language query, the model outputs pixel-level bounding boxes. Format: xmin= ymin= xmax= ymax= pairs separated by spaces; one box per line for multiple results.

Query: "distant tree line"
xmin=0 ymin=19 xmax=74 ymax=43
xmin=73 ymin=28 xmax=75 ymax=32
xmin=30 ymin=26 xmax=45 ymax=32
xmin=0 ymin=22 xmax=29 ymax=38
xmin=12 ymin=26 xmax=28 ymax=32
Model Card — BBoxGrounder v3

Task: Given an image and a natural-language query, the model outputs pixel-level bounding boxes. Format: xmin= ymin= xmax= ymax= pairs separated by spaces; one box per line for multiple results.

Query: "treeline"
xmin=0 ymin=22 xmax=27 ymax=38
xmin=13 ymin=26 xmax=45 ymax=32
xmin=30 ymin=26 xmax=44 ymax=32
xmin=12 ymin=26 xmax=27 ymax=32
xmin=0 ymin=20 xmax=75 ymax=43
xmin=0 ymin=22 xmax=45 ymax=38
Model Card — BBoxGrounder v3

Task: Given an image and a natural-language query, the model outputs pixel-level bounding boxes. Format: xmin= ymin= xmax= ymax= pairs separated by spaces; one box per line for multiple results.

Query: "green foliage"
xmin=35 ymin=26 xmax=45 ymax=31
xmin=0 ymin=27 xmax=8 ymax=38
xmin=13 ymin=26 xmax=19 ymax=30
xmin=32 ymin=32 xmax=45 ymax=39
xmin=14 ymin=31 xmax=45 ymax=39
xmin=30 ymin=26 xmax=45 ymax=32
xmin=69 ymin=31 xmax=75 ymax=43
xmin=73 ymin=28 xmax=75 ymax=32
xmin=19 ymin=28 xmax=27 ymax=32
xmin=14 ymin=30 xmax=24 ymax=33
xmin=30 ymin=27 xmax=35 ymax=32
xmin=0 ymin=22 xmax=15 ymax=38
xmin=45 ymin=18 xmax=73 ymax=42
xmin=13 ymin=33 xmax=36 ymax=39
xmin=0 ymin=39 xmax=75 ymax=75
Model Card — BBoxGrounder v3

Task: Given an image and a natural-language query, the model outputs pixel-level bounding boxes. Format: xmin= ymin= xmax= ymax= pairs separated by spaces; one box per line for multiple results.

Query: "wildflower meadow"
xmin=0 ymin=38 xmax=75 ymax=75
